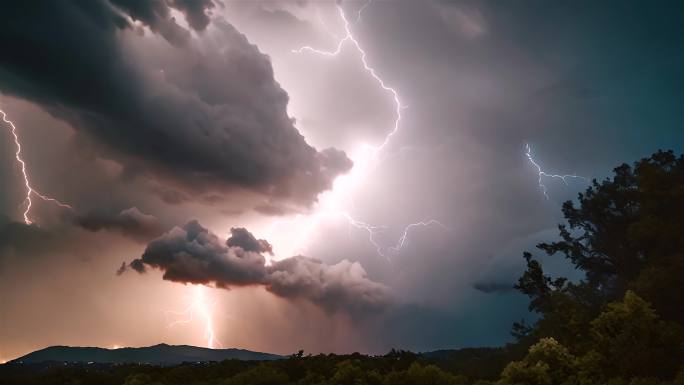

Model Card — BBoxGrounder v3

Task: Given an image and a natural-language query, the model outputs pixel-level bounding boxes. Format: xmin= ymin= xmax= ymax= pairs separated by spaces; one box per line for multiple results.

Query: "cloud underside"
xmin=124 ymin=221 xmax=391 ymax=314
xmin=0 ymin=1 xmax=351 ymax=207
xmin=76 ymin=207 xmax=165 ymax=243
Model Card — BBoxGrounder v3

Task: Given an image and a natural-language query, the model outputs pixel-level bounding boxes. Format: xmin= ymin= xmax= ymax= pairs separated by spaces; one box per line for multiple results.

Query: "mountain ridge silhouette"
xmin=9 ymin=343 xmax=283 ymax=364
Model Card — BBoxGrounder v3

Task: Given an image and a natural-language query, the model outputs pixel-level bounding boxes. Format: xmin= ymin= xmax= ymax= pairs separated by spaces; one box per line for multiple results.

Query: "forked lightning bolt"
xmin=292 ymin=2 xmax=403 ymax=153
xmin=525 ymin=143 xmax=588 ymax=199
xmin=344 ymin=216 xmax=448 ymax=260
xmin=1 ymin=109 xmax=73 ymax=225
xmin=285 ymin=2 xmax=446 ymax=261
xmin=164 ymin=285 xmax=222 ymax=349
xmin=389 ymin=220 xmax=447 ymax=253
xmin=0 ymin=108 xmax=221 ymax=349
xmin=2 ymin=2 xmax=443 ymax=351
xmin=270 ymin=212 xmax=447 ymax=262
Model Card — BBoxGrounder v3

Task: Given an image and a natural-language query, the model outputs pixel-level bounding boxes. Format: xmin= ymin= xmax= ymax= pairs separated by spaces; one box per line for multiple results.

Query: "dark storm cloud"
xmin=76 ymin=207 xmax=164 ymax=243
xmin=0 ymin=216 xmax=56 ymax=253
xmin=167 ymin=0 xmax=216 ymax=30
xmin=109 ymin=0 xmax=216 ymax=45
xmin=226 ymin=227 xmax=273 ymax=254
xmin=130 ymin=220 xmax=267 ymax=285
xmin=0 ymin=214 xmax=143 ymax=273
xmin=109 ymin=0 xmax=190 ymax=46
xmin=124 ymin=220 xmax=391 ymax=314
xmin=0 ymin=207 xmax=163 ymax=260
xmin=0 ymin=1 xmax=351 ymax=207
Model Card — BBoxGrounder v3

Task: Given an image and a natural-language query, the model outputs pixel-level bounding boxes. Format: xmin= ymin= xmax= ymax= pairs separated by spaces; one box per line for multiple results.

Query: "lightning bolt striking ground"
xmin=525 ymin=143 xmax=588 ymax=199
xmin=277 ymin=2 xmax=446 ymax=261
xmin=164 ymin=285 xmax=222 ymax=349
xmin=1 ymin=109 xmax=73 ymax=225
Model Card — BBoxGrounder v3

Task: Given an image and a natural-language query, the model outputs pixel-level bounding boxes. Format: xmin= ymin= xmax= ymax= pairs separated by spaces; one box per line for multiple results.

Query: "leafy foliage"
xmin=511 ymin=150 xmax=684 ymax=383
xmin=531 ymin=150 xmax=684 ymax=322
xmin=589 ymin=291 xmax=684 ymax=379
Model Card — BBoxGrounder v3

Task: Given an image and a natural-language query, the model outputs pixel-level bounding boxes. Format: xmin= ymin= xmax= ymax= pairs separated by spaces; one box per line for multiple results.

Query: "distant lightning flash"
xmin=525 ymin=143 xmax=588 ymax=199
xmin=269 ymin=211 xmax=390 ymax=261
xmin=389 ymin=220 xmax=447 ymax=253
xmin=346 ymin=216 xmax=449 ymax=261
xmin=0 ymin=107 xmax=222 ymax=350
xmin=165 ymin=285 xmax=222 ymax=349
xmin=269 ymin=211 xmax=447 ymax=263
xmin=0 ymin=110 xmax=218 ymax=349
xmin=1 ymin=109 xmax=72 ymax=225
xmin=280 ymin=2 xmax=446 ymax=261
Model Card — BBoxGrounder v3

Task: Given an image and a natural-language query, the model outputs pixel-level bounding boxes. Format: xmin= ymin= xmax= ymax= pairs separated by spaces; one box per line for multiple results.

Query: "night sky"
xmin=1 ymin=0 xmax=683 ymax=362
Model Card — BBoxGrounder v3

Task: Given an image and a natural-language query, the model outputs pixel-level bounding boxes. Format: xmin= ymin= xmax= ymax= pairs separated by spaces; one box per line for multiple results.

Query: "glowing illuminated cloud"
xmin=0 ymin=2 xmax=448 ymax=350
xmin=270 ymin=2 xmax=448 ymax=262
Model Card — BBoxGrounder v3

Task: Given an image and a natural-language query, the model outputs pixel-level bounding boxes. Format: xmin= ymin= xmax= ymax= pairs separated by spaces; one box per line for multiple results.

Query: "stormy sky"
xmin=1 ymin=0 xmax=683 ymax=361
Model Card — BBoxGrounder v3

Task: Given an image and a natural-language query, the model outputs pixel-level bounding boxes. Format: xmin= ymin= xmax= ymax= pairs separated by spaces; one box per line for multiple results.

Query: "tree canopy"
xmin=513 ymin=150 xmax=684 ymax=382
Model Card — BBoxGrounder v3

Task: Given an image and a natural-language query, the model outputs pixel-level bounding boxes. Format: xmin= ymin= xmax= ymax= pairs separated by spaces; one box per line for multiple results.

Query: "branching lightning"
xmin=3 ymin=2 xmax=448 ymax=351
xmin=164 ymin=285 xmax=223 ymax=349
xmin=1 ymin=109 xmax=73 ymax=225
xmin=389 ymin=219 xmax=447 ymax=253
xmin=276 ymin=2 xmax=447 ymax=262
xmin=292 ymin=2 xmax=404 ymax=154
xmin=525 ymin=143 xmax=588 ymax=199
xmin=0 ymin=109 xmax=219 ymax=349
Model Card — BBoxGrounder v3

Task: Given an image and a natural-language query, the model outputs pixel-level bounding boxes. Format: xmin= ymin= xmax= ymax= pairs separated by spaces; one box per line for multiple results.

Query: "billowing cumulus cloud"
xmin=129 ymin=220 xmax=267 ymax=286
xmin=267 ymin=256 xmax=390 ymax=314
xmin=124 ymin=220 xmax=391 ymax=314
xmin=109 ymin=0 xmax=216 ymax=46
xmin=109 ymin=0 xmax=191 ymax=46
xmin=0 ymin=1 xmax=351 ymax=207
xmin=168 ymin=0 xmax=216 ymax=31
xmin=226 ymin=227 xmax=274 ymax=254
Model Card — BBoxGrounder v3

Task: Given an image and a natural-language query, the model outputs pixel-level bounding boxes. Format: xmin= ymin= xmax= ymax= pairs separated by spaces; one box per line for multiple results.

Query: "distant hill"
xmin=9 ymin=344 xmax=283 ymax=365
